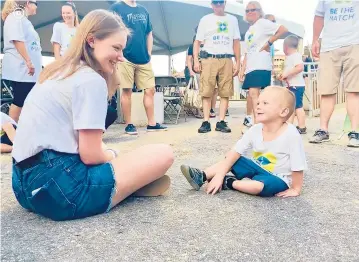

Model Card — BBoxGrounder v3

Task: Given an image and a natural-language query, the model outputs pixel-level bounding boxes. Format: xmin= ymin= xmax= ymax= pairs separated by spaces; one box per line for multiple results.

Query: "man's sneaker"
xmin=222 ymin=175 xmax=237 ymax=190
xmin=309 ymin=129 xmax=330 ymax=143
xmin=215 ymin=121 xmax=231 ymax=133
xmin=125 ymin=124 xmax=138 ymax=135
xmin=198 ymin=121 xmax=211 ymax=133
xmin=225 ymin=109 xmax=230 ymax=117
xmin=243 ymin=116 xmax=252 ymax=128
xmin=296 ymin=126 xmax=307 ymax=134
xmin=147 ymin=123 xmax=168 ymax=132
xmin=347 ymin=131 xmax=359 ymax=148
xmin=180 ymin=165 xmax=205 ymax=190
xmin=210 ymin=109 xmax=216 ymax=118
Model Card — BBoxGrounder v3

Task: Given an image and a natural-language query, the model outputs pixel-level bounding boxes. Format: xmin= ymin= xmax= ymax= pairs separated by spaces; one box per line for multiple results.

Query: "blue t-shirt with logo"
xmin=110 ymin=2 xmax=153 ymax=65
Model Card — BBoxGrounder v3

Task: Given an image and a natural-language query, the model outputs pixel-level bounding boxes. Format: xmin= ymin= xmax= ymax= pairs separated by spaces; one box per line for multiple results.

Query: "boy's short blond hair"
xmin=284 ymin=35 xmax=300 ymax=49
xmin=265 ymin=86 xmax=296 ymax=121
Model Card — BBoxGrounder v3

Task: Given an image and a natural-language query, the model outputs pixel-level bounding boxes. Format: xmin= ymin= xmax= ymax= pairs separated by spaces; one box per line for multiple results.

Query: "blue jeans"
xmin=231 ymin=157 xmax=289 ymax=197
xmin=12 ymin=150 xmax=116 ymax=221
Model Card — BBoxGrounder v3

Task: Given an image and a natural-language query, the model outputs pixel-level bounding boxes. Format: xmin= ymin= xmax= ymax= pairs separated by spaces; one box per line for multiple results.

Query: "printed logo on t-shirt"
xmin=247 ymin=31 xmax=254 ymax=44
xmin=126 ymin=13 xmax=147 ymax=24
xmin=252 ymin=151 xmax=277 ymax=173
xmin=30 ymin=41 xmax=41 ymax=52
xmin=329 ymin=1 xmax=356 ymax=21
xmin=217 ymin=21 xmax=228 ymax=33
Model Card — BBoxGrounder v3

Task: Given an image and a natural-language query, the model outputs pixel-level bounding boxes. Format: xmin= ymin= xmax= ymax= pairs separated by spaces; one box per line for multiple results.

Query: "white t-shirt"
xmin=244 ymin=18 xmax=280 ymax=74
xmin=1 ymin=113 xmax=17 ymax=127
xmin=196 ymin=13 xmax=240 ymax=55
xmin=12 ymin=66 xmax=108 ymax=162
xmin=51 ymin=22 xmax=77 ymax=56
xmin=234 ymin=123 xmax=307 ymax=186
xmin=283 ymin=52 xmax=305 ymax=87
xmin=1 ymin=12 xmax=42 ymax=82
xmin=315 ymin=0 xmax=359 ymax=52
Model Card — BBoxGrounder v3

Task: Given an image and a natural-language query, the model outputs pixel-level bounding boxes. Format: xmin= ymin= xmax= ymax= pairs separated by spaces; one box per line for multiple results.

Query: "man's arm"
xmin=312 ymin=16 xmax=324 ymax=58
xmin=147 ymin=31 xmax=153 ymax=57
xmin=233 ymin=39 xmax=241 ymax=76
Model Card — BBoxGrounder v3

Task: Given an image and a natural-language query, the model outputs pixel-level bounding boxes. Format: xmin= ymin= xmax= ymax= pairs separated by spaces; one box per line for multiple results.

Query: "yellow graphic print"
xmin=335 ymin=0 xmax=352 ymax=4
xmin=252 ymin=151 xmax=277 ymax=173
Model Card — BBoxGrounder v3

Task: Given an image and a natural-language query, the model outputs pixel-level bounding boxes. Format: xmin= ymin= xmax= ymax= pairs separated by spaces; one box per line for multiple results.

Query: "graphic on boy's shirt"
xmin=252 ymin=151 xmax=277 ymax=173
xmin=329 ymin=0 xmax=355 ymax=22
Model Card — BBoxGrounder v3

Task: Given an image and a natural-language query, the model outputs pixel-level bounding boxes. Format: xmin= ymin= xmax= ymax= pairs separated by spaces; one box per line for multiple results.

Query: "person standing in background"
xmin=51 ymin=2 xmax=79 ymax=60
xmin=1 ymin=0 xmax=42 ymax=122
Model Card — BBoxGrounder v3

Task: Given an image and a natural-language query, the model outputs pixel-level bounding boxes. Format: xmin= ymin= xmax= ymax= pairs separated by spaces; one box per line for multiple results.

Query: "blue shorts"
xmin=242 ymin=70 xmax=272 ymax=90
xmin=289 ymin=86 xmax=305 ymax=109
xmin=12 ymin=150 xmax=116 ymax=221
xmin=231 ymin=156 xmax=289 ymax=197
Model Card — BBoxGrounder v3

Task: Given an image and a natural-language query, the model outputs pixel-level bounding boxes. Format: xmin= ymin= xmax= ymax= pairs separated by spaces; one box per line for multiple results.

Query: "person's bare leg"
xmin=121 ymin=89 xmax=133 ymax=125
xmin=219 ymin=97 xmax=229 ymax=121
xmin=144 ymin=87 xmax=156 ymax=126
xmin=9 ymin=104 xmax=21 ymax=123
xmin=232 ymin=180 xmax=264 ymax=195
xmin=211 ymin=89 xmax=218 ymax=110
xmin=346 ymin=92 xmax=359 ymax=131
xmin=248 ymin=88 xmax=260 ymax=123
xmin=0 ymin=144 xmax=12 ymax=153
xmin=203 ymin=159 xmax=228 ymax=181
xmin=109 ymin=144 xmax=174 ymax=207
xmin=296 ymin=108 xmax=306 ymax=128
xmin=246 ymin=95 xmax=253 ymax=116
xmin=319 ymin=94 xmax=336 ymax=131
xmin=202 ymin=97 xmax=212 ymax=122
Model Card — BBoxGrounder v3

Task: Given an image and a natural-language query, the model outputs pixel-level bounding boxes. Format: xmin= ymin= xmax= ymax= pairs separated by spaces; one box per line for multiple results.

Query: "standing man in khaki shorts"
xmin=110 ymin=0 xmax=167 ymax=135
xmin=194 ymin=0 xmax=241 ymax=133
xmin=310 ymin=0 xmax=359 ymax=147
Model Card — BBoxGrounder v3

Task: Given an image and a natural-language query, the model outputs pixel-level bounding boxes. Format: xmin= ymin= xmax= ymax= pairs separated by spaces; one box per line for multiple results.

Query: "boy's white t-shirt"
xmin=244 ymin=18 xmax=281 ymax=74
xmin=51 ymin=22 xmax=77 ymax=56
xmin=1 ymin=12 xmax=42 ymax=82
xmin=196 ymin=13 xmax=240 ymax=55
xmin=283 ymin=52 xmax=306 ymax=87
xmin=12 ymin=66 xmax=108 ymax=162
xmin=234 ymin=123 xmax=307 ymax=186
xmin=315 ymin=0 xmax=359 ymax=52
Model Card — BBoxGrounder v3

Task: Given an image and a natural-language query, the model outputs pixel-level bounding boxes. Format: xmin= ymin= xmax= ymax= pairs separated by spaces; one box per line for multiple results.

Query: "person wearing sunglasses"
xmin=51 ymin=2 xmax=79 ymax=60
xmin=194 ymin=0 xmax=241 ymax=134
xmin=239 ymin=1 xmax=287 ymax=133
xmin=1 ymin=0 xmax=42 ymax=123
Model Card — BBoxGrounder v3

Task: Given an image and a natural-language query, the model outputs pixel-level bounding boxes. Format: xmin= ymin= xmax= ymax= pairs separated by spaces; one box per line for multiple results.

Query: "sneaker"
xmin=210 ymin=109 xmax=216 ymax=118
xmin=309 ymin=129 xmax=330 ymax=143
xmin=180 ymin=165 xmax=205 ymax=190
xmin=222 ymin=175 xmax=237 ymax=190
xmin=125 ymin=124 xmax=138 ymax=135
xmin=347 ymin=131 xmax=359 ymax=148
xmin=215 ymin=121 xmax=231 ymax=133
xmin=198 ymin=121 xmax=211 ymax=133
xmin=147 ymin=123 xmax=168 ymax=132
xmin=243 ymin=116 xmax=252 ymax=128
xmin=296 ymin=126 xmax=307 ymax=134
xmin=225 ymin=109 xmax=230 ymax=117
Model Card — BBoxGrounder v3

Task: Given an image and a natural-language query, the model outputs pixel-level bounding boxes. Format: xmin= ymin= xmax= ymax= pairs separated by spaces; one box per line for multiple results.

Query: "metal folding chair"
xmin=1 ymin=80 xmax=14 ymax=114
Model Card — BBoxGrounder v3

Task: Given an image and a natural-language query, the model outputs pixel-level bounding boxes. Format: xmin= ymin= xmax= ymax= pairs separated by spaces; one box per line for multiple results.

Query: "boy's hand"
xmin=276 ymin=188 xmax=300 ymax=198
xmin=206 ymin=173 xmax=226 ymax=195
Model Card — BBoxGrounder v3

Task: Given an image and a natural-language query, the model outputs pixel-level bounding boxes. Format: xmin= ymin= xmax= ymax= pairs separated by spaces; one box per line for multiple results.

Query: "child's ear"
xmin=280 ymin=108 xmax=290 ymax=118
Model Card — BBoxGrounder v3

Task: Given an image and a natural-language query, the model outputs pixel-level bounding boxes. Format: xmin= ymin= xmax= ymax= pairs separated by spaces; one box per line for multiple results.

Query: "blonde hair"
xmin=62 ymin=2 xmax=80 ymax=27
xmin=265 ymin=86 xmax=296 ymax=120
xmin=245 ymin=1 xmax=264 ymax=23
xmin=1 ymin=0 xmax=27 ymax=21
xmin=284 ymin=35 xmax=300 ymax=49
xmin=39 ymin=9 xmax=130 ymax=98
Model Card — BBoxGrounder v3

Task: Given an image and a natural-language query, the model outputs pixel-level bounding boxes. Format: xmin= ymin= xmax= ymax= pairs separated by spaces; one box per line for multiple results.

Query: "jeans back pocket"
xmin=27 ymin=178 xmax=76 ymax=221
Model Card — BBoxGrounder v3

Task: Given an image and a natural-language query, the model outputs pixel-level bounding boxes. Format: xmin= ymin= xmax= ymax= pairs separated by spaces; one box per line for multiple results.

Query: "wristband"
xmin=268 ymin=40 xmax=273 ymax=46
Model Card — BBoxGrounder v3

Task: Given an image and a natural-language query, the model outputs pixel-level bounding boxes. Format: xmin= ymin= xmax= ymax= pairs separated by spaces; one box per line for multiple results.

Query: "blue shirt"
xmin=110 ymin=2 xmax=152 ymax=65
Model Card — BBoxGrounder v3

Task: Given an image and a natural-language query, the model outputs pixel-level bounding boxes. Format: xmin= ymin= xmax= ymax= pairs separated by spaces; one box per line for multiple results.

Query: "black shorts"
xmin=6 ymin=80 xmax=36 ymax=107
xmin=242 ymin=70 xmax=271 ymax=90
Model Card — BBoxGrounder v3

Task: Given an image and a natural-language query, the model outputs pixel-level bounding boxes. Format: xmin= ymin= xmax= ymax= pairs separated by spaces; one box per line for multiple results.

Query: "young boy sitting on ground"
xmin=279 ymin=35 xmax=307 ymax=134
xmin=180 ymin=86 xmax=307 ymax=198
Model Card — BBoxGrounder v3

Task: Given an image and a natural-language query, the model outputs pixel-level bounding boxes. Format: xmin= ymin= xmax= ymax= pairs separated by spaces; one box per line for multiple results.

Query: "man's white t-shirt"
xmin=315 ymin=0 xmax=359 ymax=52
xmin=2 ymin=12 xmax=42 ymax=82
xmin=196 ymin=13 xmax=240 ymax=55
xmin=283 ymin=52 xmax=305 ymax=87
xmin=12 ymin=66 xmax=108 ymax=162
xmin=244 ymin=18 xmax=280 ymax=74
xmin=234 ymin=123 xmax=307 ymax=186
xmin=51 ymin=22 xmax=77 ymax=56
